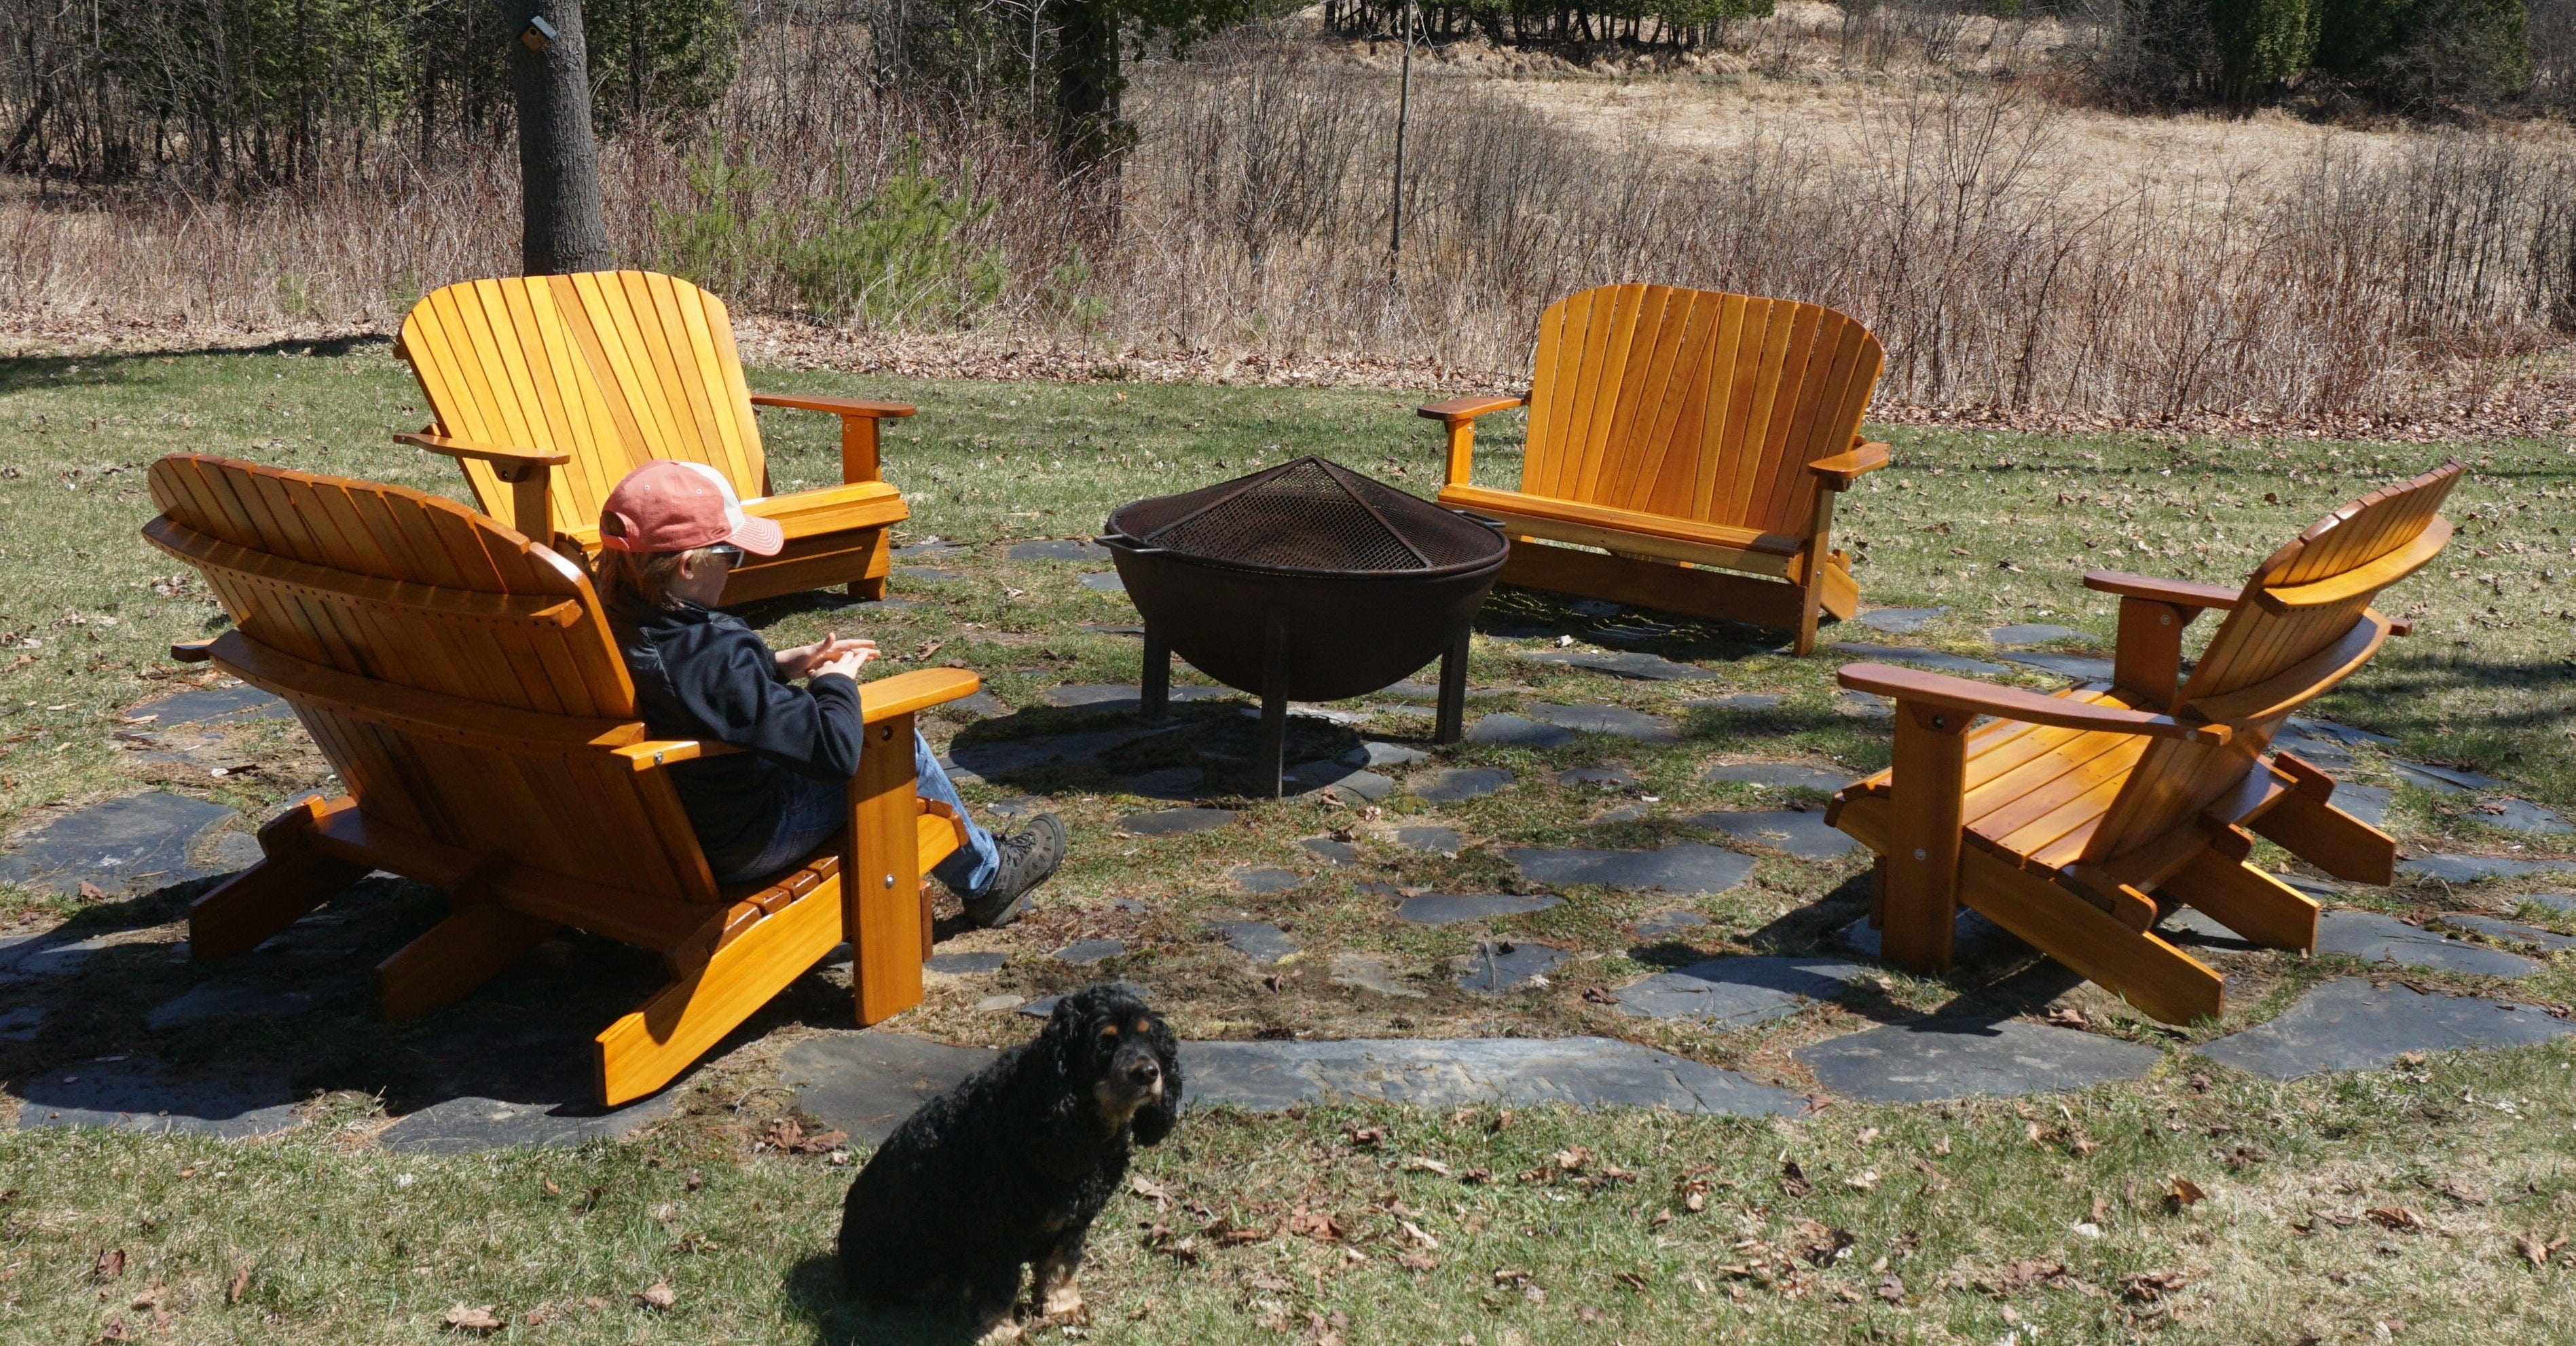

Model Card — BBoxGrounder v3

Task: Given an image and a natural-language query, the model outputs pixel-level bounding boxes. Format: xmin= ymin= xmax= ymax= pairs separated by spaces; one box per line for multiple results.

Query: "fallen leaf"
xmin=1340 ymin=1246 xmax=1368 ymax=1266
xmin=1854 ymin=1126 xmax=1880 ymax=1148
xmin=443 ymin=1304 xmax=503 ymax=1332
xmin=93 ymin=1249 xmax=125 ymax=1280
xmin=128 ymin=1284 xmax=163 ymax=1310
xmin=1399 ymin=1218 xmax=1440 ymax=1250
xmin=583 ymin=1296 xmax=608 ymax=1310
xmin=1685 ymin=1190 xmax=1707 ymax=1212
xmin=77 ymin=880 xmax=105 ymax=899
xmin=1932 ymin=1137 xmax=1951 ymax=1156
xmin=2091 ymin=1195 xmax=2110 ymax=1225
xmin=1552 ymin=1146 xmax=1593 ymax=1172
xmin=1492 ymin=1268 xmax=1534 ymax=1286
xmin=1844 ymin=1170 xmax=1879 ymax=1193
xmin=524 ymin=1305 xmax=557 ymax=1326
xmin=1780 ymin=1159 xmax=1814 ymax=1198
xmin=1285 ymin=1209 xmax=1344 ymax=1243
xmin=97 ymin=1317 xmax=131 ymax=1342
xmin=2368 ymin=1206 xmax=2426 ymax=1232
xmin=636 ymin=1281 xmax=676 ymax=1311
xmin=1877 ymin=1273 xmax=1906 ymax=1303
xmin=1130 ymin=1174 xmax=1173 ymax=1206
xmin=2045 ymin=1007 xmax=2086 ymax=1028
xmin=1401 ymin=1156 xmax=1452 ymax=1176
xmin=2396 ymin=1051 xmax=2427 ymax=1068
xmin=1833 ymin=1283 xmax=1864 ymax=1303
xmin=227 ymin=1264 xmax=251 ymax=1303
xmin=544 ymin=1178 xmax=560 ymax=1197
xmin=1397 ymin=1251 xmax=1435 ymax=1271
xmin=1581 ymin=986 xmax=1619 ymax=1005
xmin=2167 ymin=1176 xmax=2205 ymax=1209
xmin=1613 ymin=1270 xmax=1649 ymax=1290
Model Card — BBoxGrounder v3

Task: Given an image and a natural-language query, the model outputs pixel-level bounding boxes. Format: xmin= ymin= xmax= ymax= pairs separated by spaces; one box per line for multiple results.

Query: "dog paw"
xmin=975 ymin=1319 xmax=1025 ymax=1344
xmin=1039 ymin=1284 xmax=1085 ymax=1320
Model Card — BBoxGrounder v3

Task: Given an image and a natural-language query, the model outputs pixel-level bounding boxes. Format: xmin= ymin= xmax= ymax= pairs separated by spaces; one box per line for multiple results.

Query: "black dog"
xmin=838 ymin=984 xmax=1181 ymax=1337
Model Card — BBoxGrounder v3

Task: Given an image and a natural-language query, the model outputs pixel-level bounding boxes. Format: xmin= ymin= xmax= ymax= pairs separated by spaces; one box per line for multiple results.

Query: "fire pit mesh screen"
xmin=1108 ymin=456 xmax=1498 ymax=575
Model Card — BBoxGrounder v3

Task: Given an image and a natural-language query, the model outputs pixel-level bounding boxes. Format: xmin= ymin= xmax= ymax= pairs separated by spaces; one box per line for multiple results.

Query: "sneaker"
xmin=963 ymin=813 xmax=1065 ymax=929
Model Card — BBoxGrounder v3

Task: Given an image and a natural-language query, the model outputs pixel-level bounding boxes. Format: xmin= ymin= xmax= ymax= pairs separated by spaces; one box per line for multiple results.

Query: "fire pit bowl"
xmin=1099 ymin=456 xmax=1508 ymax=795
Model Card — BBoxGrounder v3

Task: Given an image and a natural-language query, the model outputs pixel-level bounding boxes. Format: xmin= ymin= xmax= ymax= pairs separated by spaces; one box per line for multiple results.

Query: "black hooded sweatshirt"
xmin=606 ymin=595 xmax=863 ymax=876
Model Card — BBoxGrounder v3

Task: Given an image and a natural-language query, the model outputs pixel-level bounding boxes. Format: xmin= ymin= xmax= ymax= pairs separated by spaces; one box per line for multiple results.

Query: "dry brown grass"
xmin=5 ymin=16 xmax=2576 ymax=433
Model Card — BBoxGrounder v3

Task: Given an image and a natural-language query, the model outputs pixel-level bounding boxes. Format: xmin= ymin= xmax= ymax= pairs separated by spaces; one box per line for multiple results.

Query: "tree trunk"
xmin=1051 ymin=0 xmax=1121 ymax=175
xmin=503 ymin=0 xmax=612 ymax=276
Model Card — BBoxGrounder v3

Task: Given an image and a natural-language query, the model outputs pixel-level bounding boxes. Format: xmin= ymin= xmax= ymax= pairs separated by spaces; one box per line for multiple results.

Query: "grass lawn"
xmin=0 ymin=339 xmax=2571 ymax=1343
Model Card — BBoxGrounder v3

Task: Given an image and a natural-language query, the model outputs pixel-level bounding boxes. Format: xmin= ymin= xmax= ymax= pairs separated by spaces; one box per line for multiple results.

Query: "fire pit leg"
xmin=1434 ymin=626 xmax=1471 ymax=745
xmin=1258 ymin=614 xmax=1290 ymax=799
xmin=1140 ymin=624 xmax=1170 ymax=723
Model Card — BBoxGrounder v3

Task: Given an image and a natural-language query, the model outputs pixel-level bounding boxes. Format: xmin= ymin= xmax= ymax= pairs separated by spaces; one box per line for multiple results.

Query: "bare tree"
xmin=504 ymin=0 xmax=613 ymax=274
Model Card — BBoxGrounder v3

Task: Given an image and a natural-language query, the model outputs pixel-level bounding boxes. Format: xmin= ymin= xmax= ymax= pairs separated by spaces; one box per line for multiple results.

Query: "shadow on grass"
xmin=0 ymin=337 xmax=393 ymax=397
xmin=781 ymin=1251 xmax=990 ymax=1346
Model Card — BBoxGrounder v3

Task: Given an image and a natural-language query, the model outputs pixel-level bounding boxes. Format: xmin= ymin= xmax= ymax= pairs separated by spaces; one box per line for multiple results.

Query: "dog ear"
xmin=1130 ymin=1017 xmax=1184 ymax=1147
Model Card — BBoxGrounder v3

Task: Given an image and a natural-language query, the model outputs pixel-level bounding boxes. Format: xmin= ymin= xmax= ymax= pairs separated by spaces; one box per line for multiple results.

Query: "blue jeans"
xmin=712 ymin=730 xmax=1001 ymax=897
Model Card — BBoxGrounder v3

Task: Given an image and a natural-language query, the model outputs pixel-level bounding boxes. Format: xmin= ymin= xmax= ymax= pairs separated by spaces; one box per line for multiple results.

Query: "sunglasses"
xmin=705 ymin=542 xmax=746 ymax=569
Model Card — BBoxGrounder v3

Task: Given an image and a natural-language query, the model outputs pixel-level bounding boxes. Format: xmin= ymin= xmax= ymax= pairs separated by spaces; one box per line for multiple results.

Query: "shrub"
xmin=2207 ymin=0 xmax=2317 ymax=98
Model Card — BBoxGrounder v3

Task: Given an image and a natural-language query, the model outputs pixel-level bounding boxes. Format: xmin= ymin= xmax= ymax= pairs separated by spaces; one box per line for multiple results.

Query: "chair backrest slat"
xmin=1519 ymin=284 xmax=1885 ymax=539
xmin=397 ymin=271 xmax=769 ymax=537
xmin=145 ymin=454 xmax=719 ymax=905
xmin=2081 ymin=460 xmax=2465 ymax=863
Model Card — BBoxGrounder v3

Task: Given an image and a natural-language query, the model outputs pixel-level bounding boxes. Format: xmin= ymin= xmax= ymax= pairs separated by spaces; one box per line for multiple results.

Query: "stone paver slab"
xmin=941 ymin=720 xmax=1191 ymax=783
xmin=1688 ymin=808 xmax=1856 ymax=859
xmin=1341 ymin=741 xmax=1429 ymax=769
xmin=2520 ymin=894 xmax=2576 ymax=917
xmin=2198 ymin=977 xmax=2576 ymax=1079
xmin=0 ymin=792 xmax=241 ymax=896
xmin=1511 ymin=648 xmax=1717 ymax=681
xmin=1798 ymin=1018 xmax=2163 ymax=1102
xmin=1117 ymin=766 xmax=1204 ymax=799
xmin=1397 ymin=893 xmax=1560 ymax=925
xmin=2315 ymin=910 xmax=2539 ymax=978
xmin=2391 ymin=760 xmax=2503 ymax=793
xmin=1829 ymin=643 xmax=2012 ymax=676
xmin=1052 ymin=939 xmax=1126 ymax=965
xmin=15 ymin=1060 xmax=303 ymax=1139
xmin=1300 ymin=836 xmax=1360 ymax=865
xmin=1117 ymin=808 xmax=1234 ymax=837
xmin=1077 ymin=572 xmax=1126 ymax=593
xmin=1211 ymin=920 xmax=1300 ymax=962
xmin=1466 ymin=714 xmax=1575 ymax=749
xmin=781 ymin=1030 xmax=999 ymax=1144
xmin=1328 ymin=952 xmax=1423 ymax=998
xmin=1505 ymin=843 xmax=1754 ymax=895
xmin=1228 ymin=865 xmax=1306 ymax=895
xmin=891 ymin=566 xmax=965 ymax=582
xmin=1182 ymin=1036 xmax=1803 ymax=1115
xmin=380 ymin=1090 xmax=684 ymax=1154
xmin=1616 ymin=955 xmax=1873 ymax=1026
xmin=1837 ymin=690 xmax=1894 ymax=719
xmin=2472 ymin=799 xmax=2574 ymax=836
xmin=1042 ymin=684 xmax=1232 ymax=711
xmin=1526 ymin=703 xmax=1679 ymax=743
xmin=1016 ymin=981 xmax=1151 ymax=1018
xmin=1008 ymin=539 xmax=1109 ymax=562
xmin=1413 ymin=768 xmax=1513 ymax=802
xmin=130 ymin=684 xmax=295 ymax=726
xmin=2330 ymin=783 xmax=2391 ymax=829
xmin=1855 ymin=607 xmax=1946 ymax=634
xmin=925 ymin=952 xmax=1008 ymax=975
xmin=1703 ymin=761 xmax=1856 ymax=792
xmin=1285 ymin=762 xmax=1396 ymax=803
xmin=1388 ymin=825 xmax=1463 ymax=855
xmin=1454 ymin=941 xmax=1570 ymax=992
xmin=145 ymin=979 xmax=339 ymax=1030
xmin=1999 ymin=651 xmax=2117 ymax=681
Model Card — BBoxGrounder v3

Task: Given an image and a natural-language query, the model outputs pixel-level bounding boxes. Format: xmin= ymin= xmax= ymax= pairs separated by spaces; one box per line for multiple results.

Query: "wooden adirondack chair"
xmin=1420 ymin=284 xmax=1890 ymax=654
xmin=141 ymin=452 xmax=978 ymax=1106
xmin=1824 ymin=461 xmax=2466 ymax=1024
xmin=392 ymin=269 xmax=913 ymax=605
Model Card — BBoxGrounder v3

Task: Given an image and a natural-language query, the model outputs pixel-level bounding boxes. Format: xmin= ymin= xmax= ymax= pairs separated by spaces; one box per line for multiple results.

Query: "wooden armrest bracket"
xmin=1838 ymin=663 xmax=2230 ymax=745
xmin=170 ymin=640 xmax=215 ymax=663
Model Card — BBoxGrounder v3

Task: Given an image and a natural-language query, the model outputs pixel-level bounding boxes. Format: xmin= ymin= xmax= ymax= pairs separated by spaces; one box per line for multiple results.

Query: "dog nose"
xmin=1127 ymin=1058 xmax=1160 ymax=1085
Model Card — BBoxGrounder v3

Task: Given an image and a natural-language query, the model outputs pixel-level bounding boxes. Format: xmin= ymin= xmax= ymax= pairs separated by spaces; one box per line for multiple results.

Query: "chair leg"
xmin=847 ymin=575 xmax=889 ymax=602
xmin=595 ymin=878 xmax=846 ymax=1107
xmin=848 ymin=712 xmax=928 ymax=1025
xmin=2160 ymin=849 xmax=2320 ymax=951
xmin=188 ymin=795 xmax=370 ymax=960
xmin=377 ymin=891 xmax=560 ymax=1020
xmin=1882 ymin=703 xmax=1970 ymax=971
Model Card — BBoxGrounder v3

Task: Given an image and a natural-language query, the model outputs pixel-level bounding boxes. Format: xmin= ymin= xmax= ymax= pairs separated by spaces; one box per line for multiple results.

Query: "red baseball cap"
xmin=597 ymin=460 xmax=784 ymax=556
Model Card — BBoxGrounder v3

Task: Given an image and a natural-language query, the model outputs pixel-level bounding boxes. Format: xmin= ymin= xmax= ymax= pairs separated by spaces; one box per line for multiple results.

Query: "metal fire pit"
xmin=1099 ymin=456 xmax=1508 ymax=796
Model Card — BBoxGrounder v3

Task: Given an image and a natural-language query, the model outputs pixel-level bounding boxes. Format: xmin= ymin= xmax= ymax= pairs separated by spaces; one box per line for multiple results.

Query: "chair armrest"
xmin=394 ymin=432 xmax=571 ymax=469
xmin=748 ymin=393 xmax=917 ymax=419
xmin=2083 ymin=571 xmax=2242 ymax=611
xmin=1807 ymin=441 xmax=1890 ymax=490
xmin=858 ymin=667 xmax=982 ymax=722
xmin=1838 ymin=663 xmax=2230 ymax=745
xmin=170 ymin=640 xmax=216 ymax=663
xmin=613 ymin=739 xmax=746 ymax=772
xmin=1416 ymin=395 xmax=1524 ymax=426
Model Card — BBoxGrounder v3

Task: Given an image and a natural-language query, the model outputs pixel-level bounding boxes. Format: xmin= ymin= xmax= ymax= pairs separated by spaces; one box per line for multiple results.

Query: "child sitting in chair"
xmin=591 ymin=460 xmax=1061 ymax=927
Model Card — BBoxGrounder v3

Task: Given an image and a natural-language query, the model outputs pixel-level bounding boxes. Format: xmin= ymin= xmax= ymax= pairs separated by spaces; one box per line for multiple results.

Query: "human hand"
xmin=778 ymin=633 xmax=872 ymax=679
xmin=812 ymin=642 xmax=878 ymax=681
